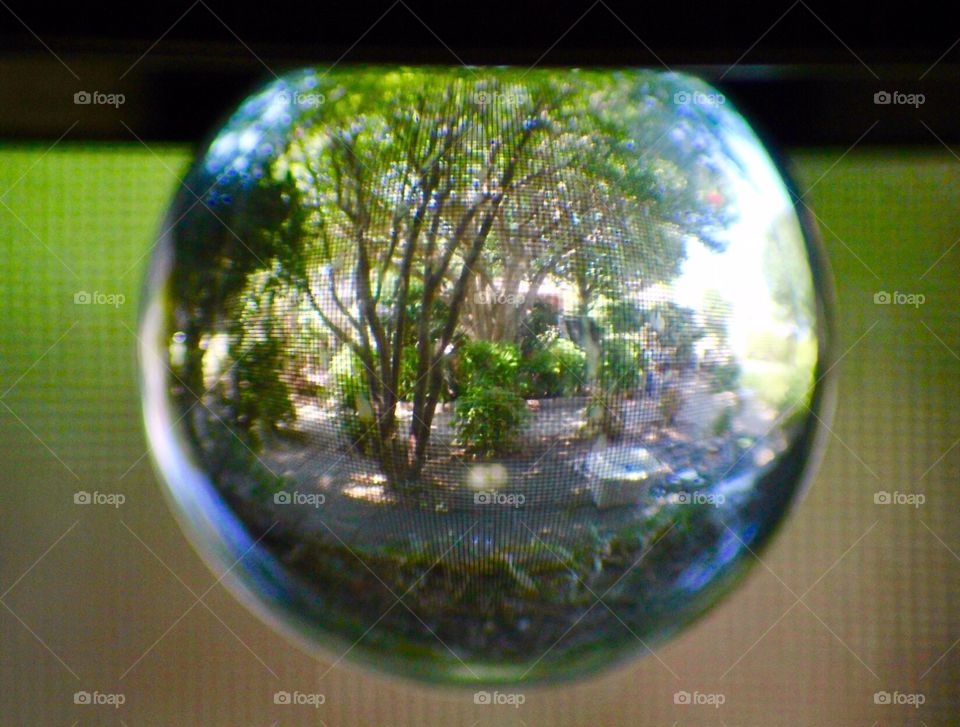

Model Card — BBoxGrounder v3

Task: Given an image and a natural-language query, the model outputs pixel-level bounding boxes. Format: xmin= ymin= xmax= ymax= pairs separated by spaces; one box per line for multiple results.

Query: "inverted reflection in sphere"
xmin=141 ymin=67 xmax=832 ymax=684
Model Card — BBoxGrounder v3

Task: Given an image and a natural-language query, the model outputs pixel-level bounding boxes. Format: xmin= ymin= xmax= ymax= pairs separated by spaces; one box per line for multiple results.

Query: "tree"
xmin=168 ymin=68 xmax=743 ymax=490
xmin=277 ymin=76 xmax=557 ymax=486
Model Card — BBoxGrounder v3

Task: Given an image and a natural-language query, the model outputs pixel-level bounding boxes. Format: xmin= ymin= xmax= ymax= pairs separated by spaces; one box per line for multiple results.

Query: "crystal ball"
xmin=140 ymin=67 xmax=833 ymax=684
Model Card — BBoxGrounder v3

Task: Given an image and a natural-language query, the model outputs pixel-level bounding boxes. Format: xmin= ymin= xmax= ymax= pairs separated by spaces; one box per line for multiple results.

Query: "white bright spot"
xmin=671 ymin=125 xmax=808 ymax=361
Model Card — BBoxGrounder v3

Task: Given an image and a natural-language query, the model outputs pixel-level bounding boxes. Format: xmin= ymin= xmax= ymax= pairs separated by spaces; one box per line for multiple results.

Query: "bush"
xmin=519 ymin=338 xmax=587 ymax=398
xmin=397 ymin=343 xmax=453 ymax=404
xmin=518 ymin=299 xmax=561 ymax=355
xmin=600 ymin=299 xmax=643 ymax=334
xmin=232 ymin=337 xmax=296 ymax=447
xmin=599 ymin=338 xmax=643 ymax=393
xmin=453 ymin=339 xmax=529 ymax=455
xmin=397 ymin=344 xmax=419 ymax=401
xmin=454 ymin=385 xmax=529 ymax=456
xmin=330 ymin=346 xmax=377 ymax=452
xmin=457 ymin=340 xmax=521 ymax=390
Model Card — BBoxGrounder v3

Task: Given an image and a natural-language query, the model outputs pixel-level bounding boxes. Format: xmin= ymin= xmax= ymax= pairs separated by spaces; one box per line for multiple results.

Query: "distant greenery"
xmin=454 ymin=341 xmax=529 ymax=456
xmin=454 ymin=385 xmax=529 ymax=456
xmin=331 ymin=346 xmax=378 ymax=453
xmin=519 ymin=337 xmax=587 ymax=399
xmin=169 ymin=67 xmax=738 ymax=489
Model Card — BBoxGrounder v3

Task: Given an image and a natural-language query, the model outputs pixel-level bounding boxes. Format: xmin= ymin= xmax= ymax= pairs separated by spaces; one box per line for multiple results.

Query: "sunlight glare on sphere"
xmin=140 ymin=67 xmax=832 ymax=684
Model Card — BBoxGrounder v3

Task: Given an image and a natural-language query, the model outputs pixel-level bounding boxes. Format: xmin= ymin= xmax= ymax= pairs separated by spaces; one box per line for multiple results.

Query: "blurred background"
xmin=1 ymin=2 xmax=958 ymax=724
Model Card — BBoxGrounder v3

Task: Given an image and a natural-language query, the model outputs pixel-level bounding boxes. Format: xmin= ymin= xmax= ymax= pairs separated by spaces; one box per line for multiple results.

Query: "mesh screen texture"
xmin=0 ymin=144 xmax=957 ymax=725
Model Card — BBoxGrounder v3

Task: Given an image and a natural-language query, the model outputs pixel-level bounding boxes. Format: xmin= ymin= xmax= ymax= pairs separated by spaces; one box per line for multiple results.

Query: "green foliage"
xmin=397 ymin=343 xmax=453 ymax=404
xmin=601 ymin=299 xmax=643 ymax=335
xmin=397 ymin=344 xmax=420 ymax=402
xmin=457 ymin=340 xmax=522 ymax=390
xmin=233 ymin=337 xmax=296 ymax=443
xmin=331 ymin=346 xmax=377 ymax=452
xmin=454 ymin=385 xmax=529 ymax=457
xmin=599 ymin=338 xmax=643 ymax=393
xmin=453 ymin=340 xmax=529 ymax=455
xmin=518 ymin=300 xmax=562 ymax=355
xmin=227 ymin=279 xmax=297 ymax=447
xmin=709 ymin=360 xmax=741 ymax=393
xmin=519 ymin=338 xmax=587 ymax=398
xmin=643 ymin=301 xmax=705 ymax=366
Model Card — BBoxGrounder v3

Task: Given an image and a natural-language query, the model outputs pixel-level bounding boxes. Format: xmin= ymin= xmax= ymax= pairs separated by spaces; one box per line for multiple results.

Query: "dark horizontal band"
xmin=0 ymin=51 xmax=956 ymax=145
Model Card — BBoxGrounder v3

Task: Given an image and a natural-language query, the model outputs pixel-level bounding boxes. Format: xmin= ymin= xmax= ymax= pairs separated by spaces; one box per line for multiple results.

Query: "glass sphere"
xmin=140 ymin=67 xmax=832 ymax=684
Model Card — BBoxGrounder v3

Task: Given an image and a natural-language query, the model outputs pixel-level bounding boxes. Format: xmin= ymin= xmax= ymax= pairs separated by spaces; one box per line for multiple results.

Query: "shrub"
xmin=397 ymin=343 xmax=453 ymax=403
xmin=599 ymin=338 xmax=642 ymax=393
xmin=330 ymin=346 xmax=377 ymax=452
xmin=518 ymin=299 xmax=561 ymax=355
xmin=454 ymin=385 xmax=529 ymax=456
xmin=519 ymin=338 xmax=587 ymax=398
xmin=600 ymin=299 xmax=643 ymax=334
xmin=457 ymin=339 xmax=521 ymax=390
xmin=453 ymin=340 xmax=529 ymax=455
xmin=232 ymin=337 xmax=296 ymax=447
xmin=397 ymin=344 xmax=419 ymax=401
